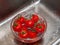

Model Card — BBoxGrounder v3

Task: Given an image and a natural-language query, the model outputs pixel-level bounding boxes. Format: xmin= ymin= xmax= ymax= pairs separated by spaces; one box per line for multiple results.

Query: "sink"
xmin=0 ymin=1 xmax=60 ymax=45
xmin=0 ymin=0 xmax=33 ymax=24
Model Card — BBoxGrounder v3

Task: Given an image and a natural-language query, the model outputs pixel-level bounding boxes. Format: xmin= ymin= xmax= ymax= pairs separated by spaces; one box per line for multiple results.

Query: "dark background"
xmin=0 ymin=0 xmax=60 ymax=22
xmin=41 ymin=0 xmax=60 ymax=14
xmin=0 ymin=0 xmax=29 ymax=21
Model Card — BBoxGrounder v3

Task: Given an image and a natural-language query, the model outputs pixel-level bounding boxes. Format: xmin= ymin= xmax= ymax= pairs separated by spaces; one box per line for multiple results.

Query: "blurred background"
xmin=0 ymin=0 xmax=60 ymax=23
xmin=41 ymin=0 xmax=60 ymax=16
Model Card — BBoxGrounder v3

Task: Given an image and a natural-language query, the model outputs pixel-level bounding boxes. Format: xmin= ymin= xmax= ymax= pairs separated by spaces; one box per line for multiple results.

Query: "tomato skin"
xmin=22 ymin=25 xmax=27 ymax=30
xmin=18 ymin=29 xmax=28 ymax=38
xmin=16 ymin=17 xmax=25 ymax=23
xmin=35 ymin=27 xmax=42 ymax=33
xmin=28 ymin=31 xmax=37 ymax=38
xmin=31 ymin=14 xmax=39 ymax=23
xmin=35 ymin=23 xmax=46 ymax=33
xmin=25 ymin=20 xmax=34 ymax=27
xmin=13 ymin=22 xmax=22 ymax=32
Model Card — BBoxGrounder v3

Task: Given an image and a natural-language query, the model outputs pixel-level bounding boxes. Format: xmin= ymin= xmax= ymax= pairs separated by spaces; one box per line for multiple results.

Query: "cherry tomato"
xmin=25 ymin=20 xmax=34 ymax=27
xmin=13 ymin=22 xmax=22 ymax=32
xmin=16 ymin=16 xmax=25 ymax=23
xmin=18 ymin=28 xmax=28 ymax=38
xmin=31 ymin=14 xmax=39 ymax=23
xmin=22 ymin=25 xmax=27 ymax=30
xmin=35 ymin=23 xmax=46 ymax=33
xmin=28 ymin=31 xmax=37 ymax=38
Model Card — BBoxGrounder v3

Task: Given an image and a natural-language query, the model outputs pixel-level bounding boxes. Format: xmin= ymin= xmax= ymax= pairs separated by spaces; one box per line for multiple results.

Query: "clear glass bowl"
xmin=11 ymin=12 xmax=47 ymax=43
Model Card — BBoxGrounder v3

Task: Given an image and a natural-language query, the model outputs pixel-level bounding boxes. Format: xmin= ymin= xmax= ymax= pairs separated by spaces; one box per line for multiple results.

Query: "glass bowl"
xmin=11 ymin=13 xmax=47 ymax=43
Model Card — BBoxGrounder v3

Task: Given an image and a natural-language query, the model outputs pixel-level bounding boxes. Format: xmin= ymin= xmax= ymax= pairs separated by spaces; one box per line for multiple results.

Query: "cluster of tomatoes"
xmin=12 ymin=14 xmax=46 ymax=39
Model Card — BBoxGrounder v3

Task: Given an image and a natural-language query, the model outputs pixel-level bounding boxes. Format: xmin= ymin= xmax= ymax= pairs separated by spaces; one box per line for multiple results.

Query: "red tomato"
xmin=13 ymin=22 xmax=22 ymax=32
xmin=25 ymin=20 xmax=34 ymax=27
xmin=31 ymin=14 xmax=39 ymax=23
xmin=28 ymin=31 xmax=37 ymax=38
xmin=18 ymin=29 xmax=28 ymax=38
xmin=35 ymin=23 xmax=46 ymax=33
xmin=16 ymin=16 xmax=25 ymax=23
xmin=22 ymin=25 xmax=27 ymax=30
